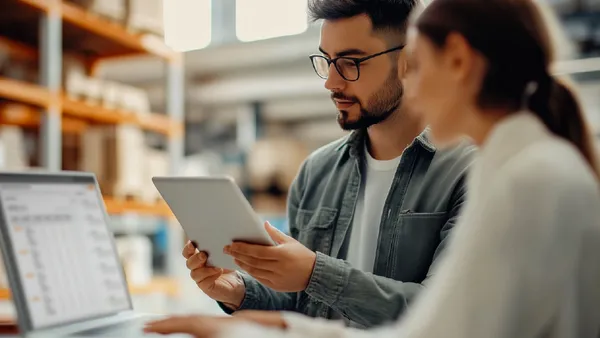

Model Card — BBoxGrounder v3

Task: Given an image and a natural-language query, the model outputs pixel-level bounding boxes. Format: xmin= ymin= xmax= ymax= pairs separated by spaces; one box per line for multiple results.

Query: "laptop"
xmin=0 ymin=171 xmax=188 ymax=337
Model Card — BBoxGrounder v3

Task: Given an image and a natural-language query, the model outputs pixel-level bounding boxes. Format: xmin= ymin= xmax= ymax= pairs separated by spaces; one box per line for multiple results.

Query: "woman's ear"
xmin=444 ymin=32 xmax=487 ymax=108
xmin=444 ymin=32 xmax=480 ymax=84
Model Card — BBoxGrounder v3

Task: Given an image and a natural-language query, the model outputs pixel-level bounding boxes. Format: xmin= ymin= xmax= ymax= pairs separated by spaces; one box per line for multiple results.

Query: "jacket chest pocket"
xmin=379 ymin=212 xmax=447 ymax=282
xmin=293 ymin=207 xmax=337 ymax=255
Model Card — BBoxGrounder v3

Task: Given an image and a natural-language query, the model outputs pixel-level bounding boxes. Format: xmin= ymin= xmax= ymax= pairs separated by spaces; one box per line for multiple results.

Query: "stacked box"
xmin=68 ymin=0 xmax=128 ymax=23
xmin=62 ymin=133 xmax=81 ymax=171
xmin=141 ymin=149 xmax=170 ymax=204
xmin=126 ymin=0 xmax=164 ymax=35
xmin=0 ymin=125 xmax=27 ymax=170
xmin=64 ymin=71 xmax=151 ymax=115
xmin=80 ymin=125 xmax=147 ymax=200
xmin=247 ymin=138 xmax=309 ymax=193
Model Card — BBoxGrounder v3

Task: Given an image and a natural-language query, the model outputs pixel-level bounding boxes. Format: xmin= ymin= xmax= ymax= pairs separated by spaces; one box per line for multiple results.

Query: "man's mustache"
xmin=331 ymin=92 xmax=359 ymax=103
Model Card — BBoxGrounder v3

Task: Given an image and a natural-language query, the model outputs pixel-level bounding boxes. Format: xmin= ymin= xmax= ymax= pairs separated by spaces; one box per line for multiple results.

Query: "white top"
xmin=347 ymin=146 xmax=401 ymax=273
xmin=219 ymin=112 xmax=600 ymax=338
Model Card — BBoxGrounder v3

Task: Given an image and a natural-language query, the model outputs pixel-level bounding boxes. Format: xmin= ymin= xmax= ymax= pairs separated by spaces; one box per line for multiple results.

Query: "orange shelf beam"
xmin=62 ymin=98 xmax=178 ymax=136
xmin=0 ymin=289 xmax=9 ymax=300
xmin=0 ymin=78 xmax=53 ymax=108
xmin=128 ymin=277 xmax=180 ymax=297
xmin=0 ymin=104 xmax=88 ymax=133
xmin=137 ymin=113 xmax=182 ymax=137
xmin=0 ymin=78 xmax=180 ymax=136
xmin=61 ymin=97 xmax=137 ymax=125
xmin=103 ymin=197 xmax=173 ymax=218
xmin=0 ymin=278 xmax=180 ymax=301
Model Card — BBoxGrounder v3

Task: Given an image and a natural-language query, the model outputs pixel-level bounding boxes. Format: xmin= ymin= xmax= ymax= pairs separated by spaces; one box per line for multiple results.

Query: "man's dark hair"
xmin=308 ymin=0 xmax=419 ymax=33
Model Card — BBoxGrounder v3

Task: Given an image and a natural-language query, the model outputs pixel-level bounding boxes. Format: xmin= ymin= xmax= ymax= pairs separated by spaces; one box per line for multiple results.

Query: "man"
xmin=181 ymin=0 xmax=474 ymax=329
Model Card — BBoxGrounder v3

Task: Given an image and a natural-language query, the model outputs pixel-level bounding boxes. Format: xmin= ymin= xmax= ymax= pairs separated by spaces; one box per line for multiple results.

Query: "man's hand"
xmin=183 ymin=241 xmax=245 ymax=310
xmin=143 ymin=312 xmax=286 ymax=337
xmin=224 ymin=222 xmax=316 ymax=292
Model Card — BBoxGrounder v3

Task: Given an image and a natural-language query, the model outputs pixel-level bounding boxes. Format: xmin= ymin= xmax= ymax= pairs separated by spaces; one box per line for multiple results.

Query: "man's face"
xmin=318 ymin=14 xmax=404 ymax=130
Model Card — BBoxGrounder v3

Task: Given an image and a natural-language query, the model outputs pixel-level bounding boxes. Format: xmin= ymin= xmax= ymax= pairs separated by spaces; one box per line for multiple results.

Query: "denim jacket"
xmin=224 ymin=129 xmax=475 ymax=328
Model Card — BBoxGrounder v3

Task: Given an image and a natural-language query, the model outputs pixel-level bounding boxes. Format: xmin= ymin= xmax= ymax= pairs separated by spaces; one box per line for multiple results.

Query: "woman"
xmin=145 ymin=0 xmax=600 ymax=337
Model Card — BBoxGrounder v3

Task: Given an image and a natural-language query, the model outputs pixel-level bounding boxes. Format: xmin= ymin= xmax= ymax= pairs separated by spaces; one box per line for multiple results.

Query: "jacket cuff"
xmin=217 ymin=272 xmax=261 ymax=314
xmin=304 ymin=252 xmax=351 ymax=306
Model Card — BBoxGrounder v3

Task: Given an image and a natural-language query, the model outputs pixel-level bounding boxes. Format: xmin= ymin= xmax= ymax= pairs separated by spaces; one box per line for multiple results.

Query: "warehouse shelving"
xmin=0 ymin=277 xmax=179 ymax=300
xmin=0 ymin=0 xmax=185 ymax=298
xmin=0 ymin=77 xmax=181 ymax=136
xmin=0 ymin=0 xmax=184 ymax=209
xmin=0 ymin=103 xmax=88 ymax=133
xmin=1 ymin=0 xmax=176 ymax=60
xmin=0 ymin=78 xmax=53 ymax=109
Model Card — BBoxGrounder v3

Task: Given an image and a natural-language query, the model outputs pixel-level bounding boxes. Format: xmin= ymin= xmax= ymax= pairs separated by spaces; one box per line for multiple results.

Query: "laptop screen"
xmin=0 ymin=173 xmax=132 ymax=330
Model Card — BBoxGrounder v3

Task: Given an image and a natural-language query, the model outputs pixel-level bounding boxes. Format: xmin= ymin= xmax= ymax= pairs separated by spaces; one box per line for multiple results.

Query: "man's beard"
xmin=334 ymin=71 xmax=403 ymax=131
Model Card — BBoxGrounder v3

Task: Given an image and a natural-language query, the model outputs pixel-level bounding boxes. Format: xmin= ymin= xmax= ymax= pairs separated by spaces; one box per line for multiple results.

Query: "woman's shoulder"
xmin=500 ymin=137 xmax=599 ymax=200
xmin=476 ymin=137 xmax=600 ymax=250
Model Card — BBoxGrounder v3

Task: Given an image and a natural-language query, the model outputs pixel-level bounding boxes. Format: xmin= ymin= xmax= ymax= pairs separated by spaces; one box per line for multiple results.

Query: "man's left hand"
xmin=224 ymin=222 xmax=316 ymax=292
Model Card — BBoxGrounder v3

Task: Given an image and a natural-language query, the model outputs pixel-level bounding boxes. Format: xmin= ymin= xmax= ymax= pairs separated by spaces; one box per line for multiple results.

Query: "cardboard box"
xmin=117 ymin=86 xmax=151 ymax=115
xmin=80 ymin=125 xmax=147 ymax=199
xmin=69 ymin=0 xmax=128 ymax=23
xmin=80 ymin=126 xmax=106 ymax=183
xmin=85 ymin=78 xmax=104 ymax=105
xmin=100 ymin=81 xmax=122 ymax=110
xmin=64 ymin=69 xmax=89 ymax=101
xmin=0 ymin=125 xmax=27 ymax=170
xmin=141 ymin=149 xmax=170 ymax=204
xmin=62 ymin=134 xmax=81 ymax=171
xmin=247 ymin=138 xmax=309 ymax=193
xmin=126 ymin=0 xmax=163 ymax=35
xmin=251 ymin=194 xmax=287 ymax=214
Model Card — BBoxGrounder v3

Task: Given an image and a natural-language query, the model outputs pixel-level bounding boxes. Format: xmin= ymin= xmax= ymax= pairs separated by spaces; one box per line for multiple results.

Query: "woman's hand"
xmin=143 ymin=311 xmax=286 ymax=337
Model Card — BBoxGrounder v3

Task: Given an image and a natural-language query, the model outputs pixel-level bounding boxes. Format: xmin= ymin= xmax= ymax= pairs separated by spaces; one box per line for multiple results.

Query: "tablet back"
xmin=152 ymin=176 xmax=274 ymax=271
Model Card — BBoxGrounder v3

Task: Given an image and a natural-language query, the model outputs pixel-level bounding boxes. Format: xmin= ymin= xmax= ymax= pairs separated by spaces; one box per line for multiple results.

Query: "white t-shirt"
xmin=346 ymin=147 xmax=402 ymax=273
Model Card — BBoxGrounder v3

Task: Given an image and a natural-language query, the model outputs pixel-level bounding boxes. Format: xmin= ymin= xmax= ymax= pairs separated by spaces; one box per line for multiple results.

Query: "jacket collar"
xmin=336 ymin=127 xmax=436 ymax=157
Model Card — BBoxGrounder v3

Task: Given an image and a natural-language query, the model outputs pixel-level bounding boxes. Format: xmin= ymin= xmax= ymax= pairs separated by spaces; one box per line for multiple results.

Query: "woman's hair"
xmin=416 ymin=0 xmax=600 ymax=179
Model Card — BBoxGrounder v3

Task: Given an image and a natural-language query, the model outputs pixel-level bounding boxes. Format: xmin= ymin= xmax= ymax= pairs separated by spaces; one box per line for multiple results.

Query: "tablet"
xmin=152 ymin=176 xmax=275 ymax=271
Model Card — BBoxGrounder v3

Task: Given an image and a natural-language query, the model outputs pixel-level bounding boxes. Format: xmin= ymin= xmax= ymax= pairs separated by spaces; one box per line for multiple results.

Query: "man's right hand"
xmin=183 ymin=241 xmax=246 ymax=310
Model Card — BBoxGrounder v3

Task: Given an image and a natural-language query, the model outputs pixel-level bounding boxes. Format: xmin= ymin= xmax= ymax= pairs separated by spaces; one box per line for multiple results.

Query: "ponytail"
xmin=415 ymin=0 xmax=600 ymax=180
xmin=528 ymin=75 xmax=600 ymax=180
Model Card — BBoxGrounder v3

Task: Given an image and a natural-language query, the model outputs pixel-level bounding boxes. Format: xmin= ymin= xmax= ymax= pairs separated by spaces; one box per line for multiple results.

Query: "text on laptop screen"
xmin=0 ymin=181 xmax=131 ymax=329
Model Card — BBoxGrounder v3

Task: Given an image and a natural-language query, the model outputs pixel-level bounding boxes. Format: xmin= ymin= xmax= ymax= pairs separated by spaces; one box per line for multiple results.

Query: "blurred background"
xmin=0 ymin=0 xmax=598 ymax=319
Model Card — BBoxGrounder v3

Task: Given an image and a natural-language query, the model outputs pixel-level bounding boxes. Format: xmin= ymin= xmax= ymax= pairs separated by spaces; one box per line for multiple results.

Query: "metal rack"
xmin=0 ymin=0 xmax=185 ymax=296
xmin=0 ymin=0 xmax=184 ymax=212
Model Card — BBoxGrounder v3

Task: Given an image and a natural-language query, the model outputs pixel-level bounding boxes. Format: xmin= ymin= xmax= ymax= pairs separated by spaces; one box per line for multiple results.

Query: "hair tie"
xmin=521 ymin=81 xmax=539 ymax=111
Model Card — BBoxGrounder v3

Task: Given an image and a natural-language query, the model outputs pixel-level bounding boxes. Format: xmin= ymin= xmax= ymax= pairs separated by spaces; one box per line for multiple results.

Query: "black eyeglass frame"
xmin=309 ymin=45 xmax=405 ymax=81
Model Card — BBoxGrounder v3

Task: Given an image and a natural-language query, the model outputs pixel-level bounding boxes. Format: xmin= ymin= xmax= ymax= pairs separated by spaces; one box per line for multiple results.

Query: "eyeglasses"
xmin=309 ymin=45 xmax=405 ymax=82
